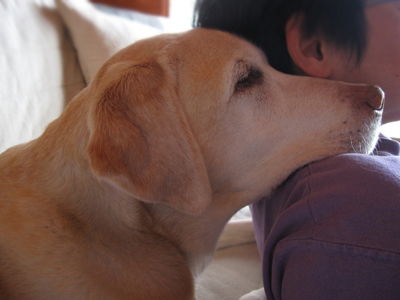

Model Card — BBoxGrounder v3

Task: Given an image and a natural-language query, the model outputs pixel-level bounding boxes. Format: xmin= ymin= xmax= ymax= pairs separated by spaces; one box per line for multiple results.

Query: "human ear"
xmin=285 ymin=13 xmax=334 ymax=78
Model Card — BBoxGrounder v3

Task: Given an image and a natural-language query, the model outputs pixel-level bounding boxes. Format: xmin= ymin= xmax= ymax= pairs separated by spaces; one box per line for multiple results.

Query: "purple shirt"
xmin=250 ymin=136 xmax=400 ymax=300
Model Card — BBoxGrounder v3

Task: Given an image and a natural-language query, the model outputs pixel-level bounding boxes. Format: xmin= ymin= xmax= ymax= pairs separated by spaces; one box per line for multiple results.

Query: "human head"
xmin=194 ymin=0 xmax=400 ymax=124
xmin=193 ymin=0 xmax=367 ymax=75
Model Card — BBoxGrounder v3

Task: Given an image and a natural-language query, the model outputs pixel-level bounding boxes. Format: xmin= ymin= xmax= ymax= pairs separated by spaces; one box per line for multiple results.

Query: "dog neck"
xmin=141 ymin=200 xmax=234 ymax=277
xmin=0 ymin=97 xmax=137 ymax=231
xmin=0 ymin=95 xmax=247 ymax=281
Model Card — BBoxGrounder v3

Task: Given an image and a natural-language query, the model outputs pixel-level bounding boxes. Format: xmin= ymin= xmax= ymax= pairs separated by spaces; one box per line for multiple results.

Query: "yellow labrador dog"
xmin=0 ymin=29 xmax=383 ymax=300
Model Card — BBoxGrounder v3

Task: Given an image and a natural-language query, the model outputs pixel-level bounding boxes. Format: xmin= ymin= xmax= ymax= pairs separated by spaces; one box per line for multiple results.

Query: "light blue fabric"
xmin=92 ymin=3 xmax=167 ymax=30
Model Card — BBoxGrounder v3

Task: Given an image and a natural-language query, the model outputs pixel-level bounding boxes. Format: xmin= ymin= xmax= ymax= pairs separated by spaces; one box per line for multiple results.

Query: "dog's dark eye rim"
xmin=235 ymin=67 xmax=263 ymax=92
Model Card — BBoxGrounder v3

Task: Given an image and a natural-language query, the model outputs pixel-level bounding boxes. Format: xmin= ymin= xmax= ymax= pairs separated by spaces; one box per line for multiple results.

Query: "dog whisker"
xmin=349 ymin=134 xmax=357 ymax=153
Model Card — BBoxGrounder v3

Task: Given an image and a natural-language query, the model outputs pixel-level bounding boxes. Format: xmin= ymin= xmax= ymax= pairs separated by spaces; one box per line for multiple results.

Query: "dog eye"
xmin=235 ymin=68 xmax=263 ymax=93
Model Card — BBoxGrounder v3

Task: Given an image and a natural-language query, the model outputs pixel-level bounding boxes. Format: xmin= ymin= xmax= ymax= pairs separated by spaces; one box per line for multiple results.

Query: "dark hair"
xmin=193 ymin=0 xmax=367 ymax=74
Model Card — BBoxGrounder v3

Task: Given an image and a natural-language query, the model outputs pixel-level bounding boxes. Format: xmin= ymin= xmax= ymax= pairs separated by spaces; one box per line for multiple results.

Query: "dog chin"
xmin=348 ymin=120 xmax=381 ymax=155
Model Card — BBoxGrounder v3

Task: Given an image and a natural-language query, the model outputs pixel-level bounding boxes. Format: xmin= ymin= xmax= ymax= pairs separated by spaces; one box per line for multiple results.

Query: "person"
xmin=194 ymin=0 xmax=400 ymax=299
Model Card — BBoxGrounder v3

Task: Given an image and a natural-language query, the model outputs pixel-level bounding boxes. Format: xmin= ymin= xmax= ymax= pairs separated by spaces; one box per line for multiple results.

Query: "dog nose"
xmin=366 ymin=85 xmax=384 ymax=111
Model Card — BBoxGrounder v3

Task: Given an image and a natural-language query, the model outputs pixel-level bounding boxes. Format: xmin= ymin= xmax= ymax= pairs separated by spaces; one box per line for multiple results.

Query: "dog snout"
xmin=365 ymin=85 xmax=385 ymax=111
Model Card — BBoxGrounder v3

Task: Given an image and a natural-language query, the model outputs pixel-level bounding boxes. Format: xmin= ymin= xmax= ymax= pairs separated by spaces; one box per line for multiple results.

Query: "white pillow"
xmin=56 ymin=0 xmax=164 ymax=83
xmin=0 ymin=0 xmax=86 ymax=154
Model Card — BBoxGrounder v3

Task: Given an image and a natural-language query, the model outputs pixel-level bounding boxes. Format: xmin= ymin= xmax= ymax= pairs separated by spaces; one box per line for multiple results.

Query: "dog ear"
xmin=86 ymin=62 xmax=212 ymax=215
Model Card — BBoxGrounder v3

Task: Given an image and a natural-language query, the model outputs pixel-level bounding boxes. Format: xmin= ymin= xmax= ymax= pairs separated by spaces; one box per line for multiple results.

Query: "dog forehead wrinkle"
xmin=177 ymin=55 xmax=240 ymax=111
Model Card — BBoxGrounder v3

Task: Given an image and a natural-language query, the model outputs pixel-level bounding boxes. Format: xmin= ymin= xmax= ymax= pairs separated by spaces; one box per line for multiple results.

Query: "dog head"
xmin=85 ymin=29 xmax=383 ymax=213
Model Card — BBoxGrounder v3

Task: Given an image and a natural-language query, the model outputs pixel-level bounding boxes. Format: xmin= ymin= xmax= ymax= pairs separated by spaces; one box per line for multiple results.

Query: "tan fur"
xmin=0 ymin=29 xmax=383 ymax=299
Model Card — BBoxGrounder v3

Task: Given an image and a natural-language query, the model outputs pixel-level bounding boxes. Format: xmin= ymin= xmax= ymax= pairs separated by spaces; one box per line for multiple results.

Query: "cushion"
xmin=56 ymin=0 xmax=167 ymax=83
xmin=0 ymin=0 xmax=85 ymax=153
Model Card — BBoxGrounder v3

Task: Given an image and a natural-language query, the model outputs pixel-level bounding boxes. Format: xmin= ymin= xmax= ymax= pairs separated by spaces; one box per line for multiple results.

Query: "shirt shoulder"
xmin=253 ymin=136 xmax=400 ymax=299
xmin=305 ymin=153 xmax=400 ymax=252
xmin=261 ymin=153 xmax=400 ymax=299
